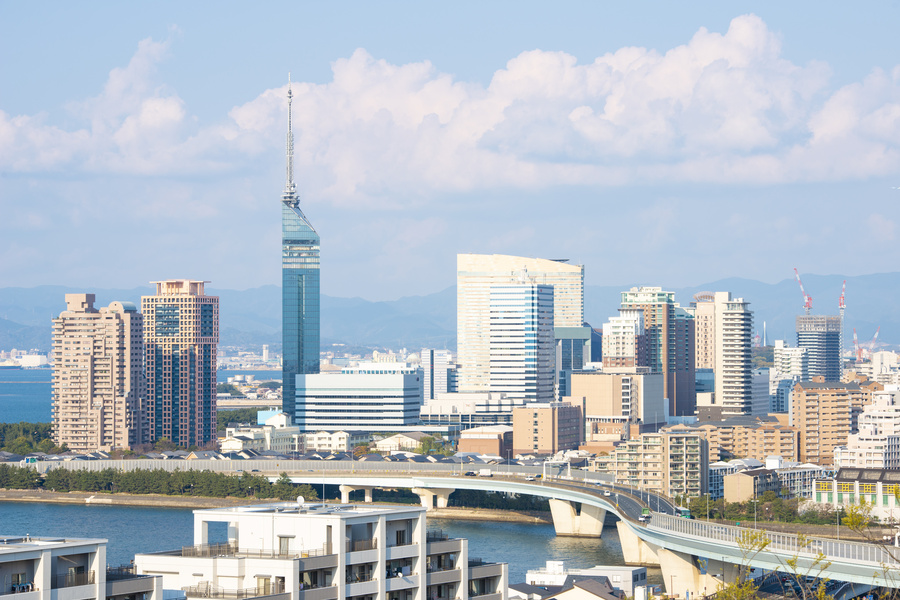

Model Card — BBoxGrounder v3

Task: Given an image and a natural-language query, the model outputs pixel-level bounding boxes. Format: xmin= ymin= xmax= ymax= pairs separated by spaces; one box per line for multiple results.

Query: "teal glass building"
xmin=281 ymin=80 xmax=320 ymax=417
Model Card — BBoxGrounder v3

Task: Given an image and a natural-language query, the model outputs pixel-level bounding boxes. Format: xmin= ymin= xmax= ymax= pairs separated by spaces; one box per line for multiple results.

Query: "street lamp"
xmin=506 ymin=449 xmax=511 ymax=475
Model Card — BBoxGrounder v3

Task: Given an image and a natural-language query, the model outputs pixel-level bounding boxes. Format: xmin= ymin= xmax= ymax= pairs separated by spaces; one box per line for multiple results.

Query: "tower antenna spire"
xmin=284 ymin=73 xmax=296 ymax=202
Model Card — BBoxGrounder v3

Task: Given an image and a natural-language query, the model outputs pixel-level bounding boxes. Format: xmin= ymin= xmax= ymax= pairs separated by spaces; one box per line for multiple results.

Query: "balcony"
xmin=426 ymin=569 xmax=461 ymax=586
xmin=346 ymin=539 xmax=376 ymax=552
xmin=182 ymin=582 xmax=288 ymax=600
xmin=2 ymin=584 xmax=37 ymax=597
xmin=178 ymin=543 xmax=329 ymax=560
xmin=52 ymin=572 xmax=95 ymax=590
xmin=298 ymin=587 xmax=338 ymax=600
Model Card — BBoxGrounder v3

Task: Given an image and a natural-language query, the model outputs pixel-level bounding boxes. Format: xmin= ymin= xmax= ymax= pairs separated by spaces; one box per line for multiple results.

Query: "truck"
xmin=639 ymin=507 xmax=651 ymax=522
xmin=478 ymin=468 xmax=493 ymax=477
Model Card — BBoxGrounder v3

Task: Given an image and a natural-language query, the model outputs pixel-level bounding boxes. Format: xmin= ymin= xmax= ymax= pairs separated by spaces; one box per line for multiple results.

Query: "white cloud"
xmin=2 ymin=14 xmax=900 ymax=203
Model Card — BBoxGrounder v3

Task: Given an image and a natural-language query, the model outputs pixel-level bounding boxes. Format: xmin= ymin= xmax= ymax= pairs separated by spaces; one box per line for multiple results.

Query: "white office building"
xmin=457 ymin=254 xmax=582 ymax=394
xmin=488 ymin=284 xmax=555 ymax=403
xmin=421 ymin=350 xmax=455 ymax=400
xmin=134 ymin=502 xmax=507 ymax=600
xmin=222 ymin=413 xmax=303 ymax=454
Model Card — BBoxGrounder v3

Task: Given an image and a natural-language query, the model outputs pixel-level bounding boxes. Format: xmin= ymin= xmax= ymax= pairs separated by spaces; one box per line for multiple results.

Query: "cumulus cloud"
xmin=2 ymin=14 xmax=900 ymax=201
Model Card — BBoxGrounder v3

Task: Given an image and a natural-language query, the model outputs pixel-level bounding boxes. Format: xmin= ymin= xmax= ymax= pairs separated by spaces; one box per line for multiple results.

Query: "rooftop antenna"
xmin=283 ymin=73 xmax=296 ymax=203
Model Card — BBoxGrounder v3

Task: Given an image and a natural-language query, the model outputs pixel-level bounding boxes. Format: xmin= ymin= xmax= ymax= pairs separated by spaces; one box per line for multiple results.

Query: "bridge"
xmin=35 ymin=459 xmax=900 ymax=596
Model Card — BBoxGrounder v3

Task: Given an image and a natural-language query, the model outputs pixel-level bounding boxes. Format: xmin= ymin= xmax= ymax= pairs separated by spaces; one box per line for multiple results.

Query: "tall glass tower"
xmin=282 ymin=77 xmax=320 ymax=418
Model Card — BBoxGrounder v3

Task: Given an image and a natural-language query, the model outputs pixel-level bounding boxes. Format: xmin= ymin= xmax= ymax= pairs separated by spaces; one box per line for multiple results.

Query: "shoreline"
xmin=0 ymin=489 xmax=551 ymax=523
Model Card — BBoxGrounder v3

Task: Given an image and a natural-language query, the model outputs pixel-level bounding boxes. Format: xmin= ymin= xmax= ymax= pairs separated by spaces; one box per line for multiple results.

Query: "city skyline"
xmin=2 ymin=3 xmax=899 ymax=301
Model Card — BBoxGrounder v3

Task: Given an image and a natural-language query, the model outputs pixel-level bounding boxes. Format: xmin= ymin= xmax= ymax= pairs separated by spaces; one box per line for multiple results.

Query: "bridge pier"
xmin=411 ymin=487 xmax=454 ymax=510
xmin=615 ymin=521 xmax=659 ymax=566
xmin=339 ymin=485 xmax=374 ymax=503
xmin=657 ymin=549 xmax=725 ymax=598
xmin=548 ymin=498 xmax=605 ymax=537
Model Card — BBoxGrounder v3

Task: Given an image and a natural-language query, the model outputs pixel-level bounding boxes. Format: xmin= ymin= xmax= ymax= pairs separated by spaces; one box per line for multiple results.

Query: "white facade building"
xmin=488 ymin=284 xmax=555 ymax=403
xmin=0 ymin=535 xmax=160 ymax=600
xmin=769 ymin=341 xmax=808 ymax=411
xmin=134 ymin=502 xmax=507 ymax=600
xmin=457 ymin=254 xmax=583 ymax=394
xmin=222 ymin=413 xmax=302 ymax=454
xmin=419 ymin=393 xmax=521 ymax=428
xmin=421 ymin=350 xmax=455 ymax=401
xmin=302 ymin=431 xmax=371 ymax=454
xmin=834 ymin=386 xmax=900 ymax=469
xmin=600 ymin=310 xmax=644 ymax=368
xmin=525 ymin=561 xmax=646 ymax=597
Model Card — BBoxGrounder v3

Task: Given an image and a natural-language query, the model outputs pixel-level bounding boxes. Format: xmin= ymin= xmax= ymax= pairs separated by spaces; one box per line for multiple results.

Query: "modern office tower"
xmin=295 ymin=364 xmax=422 ymax=432
xmin=751 ymin=368 xmax=770 ymax=415
xmin=685 ymin=292 xmax=754 ymax=416
xmin=143 ymin=280 xmax=219 ymax=447
xmin=51 ymin=294 xmax=146 ymax=452
xmin=619 ymin=287 xmax=696 ymax=416
xmin=457 ymin=254 xmax=583 ymax=394
xmin=555 ymin=325 xmax=593 ymax=399
xmin=834 ymin=386 xmax=900 ymax=469
xmin=590 ymin=431 xmax=708 ymax=497
xmin=489 ymin=284 xmax=556 ymax=402
xmin=796 ymin=315 xmax=843 ymax=380
xmin=512 ymin=401 xmax=583 ymax=455
xmin=281 ymin=78 xmax=321 ymax=419
xmin=135 ymin=502 xmax=508 ymax=600
xmin=421 ymin=348 xmax=454 ymax=400
xmin=601 ymin=309 xmax=646 ymax=368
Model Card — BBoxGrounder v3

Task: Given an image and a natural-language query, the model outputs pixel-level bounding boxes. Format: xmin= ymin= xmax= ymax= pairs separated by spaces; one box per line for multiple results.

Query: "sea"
xmin=0 ymin=502 xmax=663 ymax=586
xmin=0 ymin=370 xmax=280 ymax=424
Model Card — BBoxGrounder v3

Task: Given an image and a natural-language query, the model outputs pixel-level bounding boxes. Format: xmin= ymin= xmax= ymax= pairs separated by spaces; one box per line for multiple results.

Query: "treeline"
xmin=449 ymin=489 xmax=551 ymax=512
xmin=0 ymin=465 xmax=317 ymax=501
xmin=0 ymin=422 xmax=66 ymax=455
xmin=679 ymin=491 xmax=845 ymax=525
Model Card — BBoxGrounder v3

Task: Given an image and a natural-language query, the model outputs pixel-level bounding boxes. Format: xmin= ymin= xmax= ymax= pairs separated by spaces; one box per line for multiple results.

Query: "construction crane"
xmin=855 ymin=326 xmax=882 ymax=361
xmin=839 ymin=280 xmax=846 ymax=320
xmin=853 ymin=328 xmax=862 ymax=362
xmin=793 ymin=268 xmax=813 ymax=315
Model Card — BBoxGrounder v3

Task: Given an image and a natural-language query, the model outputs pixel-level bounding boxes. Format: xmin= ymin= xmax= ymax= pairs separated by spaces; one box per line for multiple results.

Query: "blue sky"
xmin=1 ymin=1 xmax=898 ymax=300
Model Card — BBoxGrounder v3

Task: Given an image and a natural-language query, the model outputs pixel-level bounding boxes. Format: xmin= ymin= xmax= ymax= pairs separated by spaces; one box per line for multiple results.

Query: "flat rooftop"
xmin=194 ymin=502 xmax=426 ymax=518
xmin=0 ymin=535 xmax=107 ymax=555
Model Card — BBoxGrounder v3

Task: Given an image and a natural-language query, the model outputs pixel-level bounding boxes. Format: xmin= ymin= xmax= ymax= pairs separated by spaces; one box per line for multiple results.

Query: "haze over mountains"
xmin=2 ymin=273 xmax=898 ymax=353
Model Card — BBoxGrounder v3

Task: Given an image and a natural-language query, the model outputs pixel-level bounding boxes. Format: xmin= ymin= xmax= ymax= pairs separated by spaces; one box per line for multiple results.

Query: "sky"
xmin=1 ymin=1 xmax=899 ymax=301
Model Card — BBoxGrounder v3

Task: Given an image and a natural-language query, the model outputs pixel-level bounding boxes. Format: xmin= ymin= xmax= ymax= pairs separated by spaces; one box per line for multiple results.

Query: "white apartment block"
xmin=834 ymin=386 xmax=900 ymax=469
xmin=134 ymin=502 xmax=507 ymax=600
xmin=0 ymin=535 xmax=160 ymax=600
xmin=769 ymin=341 xmax=808 ymax=407
xmin=600 ymin=310 xmax=644 ymax=368
xmin=457 ymin=254 xmax=583 ymax=394
xmin=488 ymin=285 xmax=555 ymax=403
xmin=303 ymin=431 xmax=371 ymax=454
xmin=52 ymin=294 xmax=146 ymax=452
xmin=222 ymin=413 xmax=303 ymax=454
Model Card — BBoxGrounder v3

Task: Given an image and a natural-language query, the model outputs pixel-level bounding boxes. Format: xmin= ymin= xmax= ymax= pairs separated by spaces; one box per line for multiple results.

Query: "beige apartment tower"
xmin=51 ymin=294 xmax=146 ymax=452
xmin=512 ymin=402 xmax=583 ymax=455
xmin=143 ymin=280 xmax=219 ymax=447
xmin=457 ymin=254 xmax=583 ymax=394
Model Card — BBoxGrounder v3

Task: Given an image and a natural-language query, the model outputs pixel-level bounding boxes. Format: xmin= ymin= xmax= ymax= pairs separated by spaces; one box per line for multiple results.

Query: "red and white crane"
xmin=793 ymin=268 xmax=813 ymax=315
xmin=838 ymin=280 xmax=846 ymax=321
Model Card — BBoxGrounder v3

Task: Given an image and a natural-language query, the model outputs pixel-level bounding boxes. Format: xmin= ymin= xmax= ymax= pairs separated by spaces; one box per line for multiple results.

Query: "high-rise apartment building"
xmin=51 ymin=294 xmax=146 ymax=452
xmin=619 ymin=287 xmax=696 ymax=416
xmin=512 ymin=401 xmax=583 ymax=455
xmin=791 ymin=379 xmax=869 ymax=466
xmin=489 ymin=284 xmax=556 ymax=402
xmin=456 ymin=254 xmax=581 ymax=394
xmin=796 ymin=315 xmax=842 ymax=381
xmin=601 ymin=309 xmax=646 ymax=369
xmin=143 ymin=280 xmax=219 ymax=447
xmin=281 ymin=79 xmax=321 ymax=419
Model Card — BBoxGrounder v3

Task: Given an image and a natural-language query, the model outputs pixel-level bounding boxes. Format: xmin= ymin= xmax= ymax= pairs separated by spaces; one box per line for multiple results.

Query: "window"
xmin=278 ymin=536 xmax=292 ymax=555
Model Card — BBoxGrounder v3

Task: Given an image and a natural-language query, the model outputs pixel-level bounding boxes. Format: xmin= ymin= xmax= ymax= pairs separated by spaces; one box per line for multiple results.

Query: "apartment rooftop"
xmin=0 ymin=535 xmax=107 ymax=555
xmin=195 ymin=501 xmax=424 ymax=519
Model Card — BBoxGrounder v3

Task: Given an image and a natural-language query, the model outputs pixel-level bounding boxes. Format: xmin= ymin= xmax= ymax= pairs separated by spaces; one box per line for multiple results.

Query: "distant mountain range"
xmin=2 ymin=273 xmax=898 ymax=352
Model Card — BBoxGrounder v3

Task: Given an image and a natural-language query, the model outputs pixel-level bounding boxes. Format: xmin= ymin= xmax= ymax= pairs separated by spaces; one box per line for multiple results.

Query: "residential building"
xmin=600 ymin=310 xmax=646 ymax=369
xmin=0 ymin=535 xmax=161 ymax=600
xmin=565 ymin=368 xmax=666 ymax=448
xmin=723 ymin=468 xmax=781 ymax=502
xmin=489 ymin=284 xmax=555 ymax=403
xmin=51 ymin=294 xmax=147 ymax=452
xmin=791 ymin=379 xmax=872 ymax=466
xmin=619 ymin=287 xmax=695 ymax=416
xmin=295 ymin=369 xmax=422 ymax=433
xmin=589 ymin=432 xmax=708 ymax=497
xmin=764 ymin=455 xmax=827 ymax=499
xmin=457 ymin=425 xmax=513 ymax=457
xmin=813 ymin=468 xmax=900 ymax=522
xmin=221 ymin=413 xmax=302 ymax=454
xmin=302 ymin=431 xmax=371 ymax=454
xmin=662 ymin=416 xmax=799 ymax=463
xmin=421 ymin=349 xmax=455 ymax=400
xmin=834 ymin=386 xmax=900 ymax=469
xmin=708 ymin=458 xmax=764 ymax=500
xmin=685 ymin=292 xmax=753 ymax=416
xmin=526 ymin=561 xmax=646 ymax=597
xmin=796 ymin=315 xmax=843 ymax=381
xmin=512 ymin=402 xmax=583 ymax=455
xmin=134 ymin=502 xmax=507 ymax=600
xmin=143 ymin=280 xmax=219 ymax=447
xmin=282 ymin=80 xmax=321 ymax=418
xmin=457 ymin=254 xmax=583 ymax=394
xmin=769 ymin=341 xmax=808 ymax=412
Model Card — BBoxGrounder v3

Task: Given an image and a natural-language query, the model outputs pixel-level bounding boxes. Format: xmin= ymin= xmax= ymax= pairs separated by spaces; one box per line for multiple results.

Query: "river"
xmin=0 ymin=501 xmax=662 ymax=586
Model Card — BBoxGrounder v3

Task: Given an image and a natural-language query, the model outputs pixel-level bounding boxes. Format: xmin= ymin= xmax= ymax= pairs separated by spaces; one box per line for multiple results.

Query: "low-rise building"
xmin=419 ymin=393 xmax=519 ymax=429
xmin=834 ymin=386 xmax=900 ymax=469
xmin=303 ymin=431 xmax=371 ymax=454
xmin=512 ymin=402 xmax=583 ymax=456
xmin=374 ymin=433 xmax=433 ymax=453
xmin=222 ymin=413 xmax=302 ymax=454
xmin=764 ymin=455 xmax=828 ymax=499
xmin=457 ymin=426 xmax=513 ymax=457
xmin=723 ymin=468 xmax=781 ymax=502
xmin=526 ymin=561 xmax=645 ymax=597
xmin=0 ymin=535 xmax=161 ymax=600
xmin=134 ymin=501 xmax=507 ymax=600
xmin=708 ymin=458 xmax=763 ymax=500
xmin=812 ymin=468 xmax=900 ymax=522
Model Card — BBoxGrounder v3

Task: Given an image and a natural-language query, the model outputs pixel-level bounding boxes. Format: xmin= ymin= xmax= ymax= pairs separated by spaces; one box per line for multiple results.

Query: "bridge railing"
xmin=651 ymin=513 xmax=900 ymax=568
